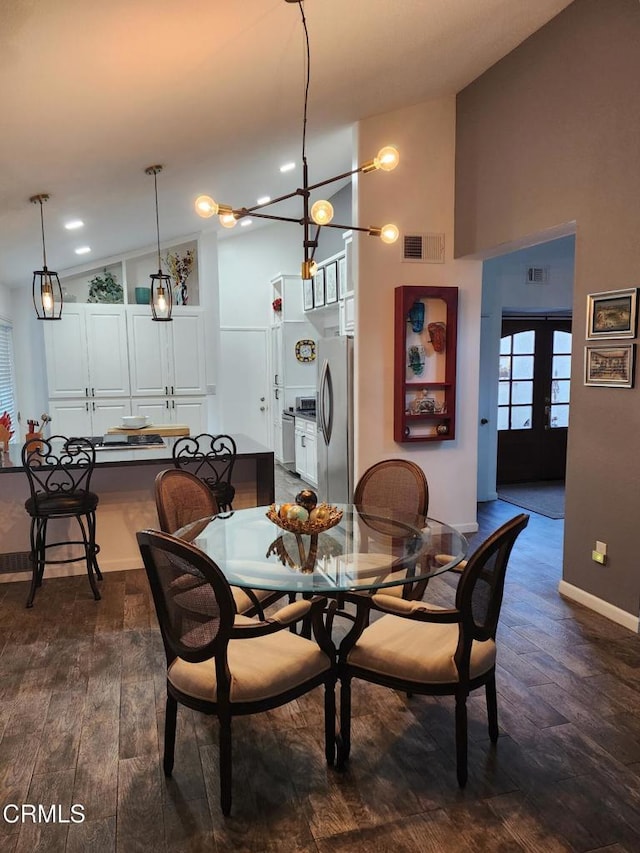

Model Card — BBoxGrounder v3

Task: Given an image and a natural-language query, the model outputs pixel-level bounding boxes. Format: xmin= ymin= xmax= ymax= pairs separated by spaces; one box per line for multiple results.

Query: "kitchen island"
xmin=0 ymin=434 xmax=274 ymax=582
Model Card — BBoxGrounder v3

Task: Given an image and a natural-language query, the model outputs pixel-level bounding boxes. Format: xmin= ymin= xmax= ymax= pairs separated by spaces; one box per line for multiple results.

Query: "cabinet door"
xmin=44 ymin=306 xmax=90 ymax=398
xmin=85 ymin=306 xmax=131 ymax=397
xmin=171 ymin=397 xmax=207 ymax=435
xmin=91 ymin=399 xmax=132 ymax=435
xmin=127 ymin=309 xmax=170 ymax=396
xmin=294 ymin=423 xmax=306 ymax=479
xmin=48 ymin=399 xmax=93 ymax=437
xmin=339 ymin=294 xmax=355 ymax=335
xmin=131 ymin=397 xmax=172 ymax=425
xmin=305 ymin=423 xmax=317 ymax=485
xmin=169 ymin=311 xmax=206 ymax=395
xmin=271 ymin=324 xmax=283 ymax=386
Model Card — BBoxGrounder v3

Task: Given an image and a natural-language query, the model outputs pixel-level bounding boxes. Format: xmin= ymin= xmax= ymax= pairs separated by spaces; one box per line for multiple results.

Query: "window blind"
xmin=0 ymin=324 xmax=17 ymax=442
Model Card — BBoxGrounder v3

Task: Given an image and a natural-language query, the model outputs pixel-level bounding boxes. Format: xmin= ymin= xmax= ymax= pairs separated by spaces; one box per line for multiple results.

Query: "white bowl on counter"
xmin=120 ymin=415 xmax=149 ymax=429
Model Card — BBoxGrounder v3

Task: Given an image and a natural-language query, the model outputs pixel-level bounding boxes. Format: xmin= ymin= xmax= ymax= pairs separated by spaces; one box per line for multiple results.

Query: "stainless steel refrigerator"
xmin=316 ymin=335 xmax=354 ymax=503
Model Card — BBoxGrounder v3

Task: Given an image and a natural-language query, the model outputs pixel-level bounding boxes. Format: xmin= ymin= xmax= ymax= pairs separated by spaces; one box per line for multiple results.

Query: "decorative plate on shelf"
xmin=266 ymin=503 xmax=342 ymax=534
xmin=295 ymin=339 xmax=316 ymax=362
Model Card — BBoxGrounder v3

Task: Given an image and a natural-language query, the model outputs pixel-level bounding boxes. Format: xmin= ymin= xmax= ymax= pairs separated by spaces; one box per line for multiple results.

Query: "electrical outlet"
xmin=592 ymin=550 xmax=607 ymax=565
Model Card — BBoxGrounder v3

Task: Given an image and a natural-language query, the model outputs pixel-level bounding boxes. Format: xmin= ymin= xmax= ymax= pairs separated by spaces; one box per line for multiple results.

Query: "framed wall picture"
xmin=338 ymin=255 xmax=347 ymax=299
xmin=584 ymin=344 xmax=635 ymax=388
xmin=303 ymin=278 xmax=314 ymax=311
xmin=586 ymin=288 xmax=637 ymax=339
xmin=325 ymin=261 xmax=338 ymax=304
xmin=313 ymin=267 xmax=325 ymax=308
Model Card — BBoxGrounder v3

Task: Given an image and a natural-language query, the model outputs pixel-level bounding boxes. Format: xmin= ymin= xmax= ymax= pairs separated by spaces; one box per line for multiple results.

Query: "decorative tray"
xmin=266 ymin=503 xmax=343 ymax=534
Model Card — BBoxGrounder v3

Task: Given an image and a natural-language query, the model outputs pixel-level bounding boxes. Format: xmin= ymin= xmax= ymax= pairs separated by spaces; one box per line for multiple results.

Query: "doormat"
xmin=497 ymin=481 xmax=565 ymax=519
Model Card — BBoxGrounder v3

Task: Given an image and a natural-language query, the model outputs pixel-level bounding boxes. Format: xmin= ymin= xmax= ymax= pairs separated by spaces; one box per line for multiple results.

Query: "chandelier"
xmin=194 ymin=0 xmax=399 ymax=280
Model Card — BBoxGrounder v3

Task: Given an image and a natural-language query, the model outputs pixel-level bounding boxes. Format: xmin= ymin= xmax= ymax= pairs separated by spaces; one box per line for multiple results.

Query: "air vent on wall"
xmin=526 ymin=266 xmax=549 ymax=284
xmin=402 ymin=232 xmax=445 ymax=264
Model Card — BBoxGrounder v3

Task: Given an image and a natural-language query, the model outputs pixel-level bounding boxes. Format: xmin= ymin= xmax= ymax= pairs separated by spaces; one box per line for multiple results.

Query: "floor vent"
xmin=526 ymin=266 xmax=549 ymax=284
xmin=0 ymin=551 xmax=32 ymax=574
xmin=402 ymin=232 xmax=445 ymax=263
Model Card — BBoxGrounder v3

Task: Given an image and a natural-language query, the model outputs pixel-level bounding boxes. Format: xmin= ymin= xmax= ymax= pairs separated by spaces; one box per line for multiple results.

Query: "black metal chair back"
xmin=22 ymin=435 xmax=96 ymax=505
xmin=172 ymin=434 xmax=237 ymax=511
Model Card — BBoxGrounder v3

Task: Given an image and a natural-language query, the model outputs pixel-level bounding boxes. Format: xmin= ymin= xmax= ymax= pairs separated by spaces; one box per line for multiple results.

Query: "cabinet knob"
xmin=260 ymin=406 xmax=266 ymax=412
xmin=260 ymin=397 xmax=265 ymax=402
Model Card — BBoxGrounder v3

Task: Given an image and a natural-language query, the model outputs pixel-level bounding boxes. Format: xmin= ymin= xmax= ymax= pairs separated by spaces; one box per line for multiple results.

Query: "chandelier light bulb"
xmin=156 ymin=291 xmax=167 ymax=313
xmin=195 ymin=195 xmax=219 ymax=218
xmin=375 ymin=146 xmax=400 ymax=172
xmin=219 ymin=212 xmax=237 ymax=229
xmin=42 ymin=282 xmax=54 ymax=313
xmin=310 ymin=199 xmax=334 ymax=225
xmin=309 ymin=260 xmax=318 ymax=276
xmin=380 ymin=223 xmax=400 ymax=244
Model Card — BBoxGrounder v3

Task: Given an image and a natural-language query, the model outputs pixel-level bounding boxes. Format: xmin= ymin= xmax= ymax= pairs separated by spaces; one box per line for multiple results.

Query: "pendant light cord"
xmin=38 ymin=198 xmax=48 ymax=269
xmin=297 ymin=0 xmax=311 ymax=168
xmin=153 ymin=170 xmax=161 ymax=269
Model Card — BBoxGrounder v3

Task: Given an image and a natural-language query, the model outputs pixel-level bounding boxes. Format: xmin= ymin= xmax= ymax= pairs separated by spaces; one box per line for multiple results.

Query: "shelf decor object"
xmin=194 ymin=0 xmax=400 ymax=281
xmin=164 ymin=248 xmax=194 ymax=306
xmin=88 ymin=268 xmax=123 ymax=304
xmin=145 ymin=165 xmax=173 ymax=322
xmin=30 ymin=194 xmax=63 ymax=320
xmin=325 ymin=262 xmax=338 ymax=304
xmin=394 ymin=285 xmax=458 ymax=443
xmin=586 ymin=288 xmax=637 ymax=339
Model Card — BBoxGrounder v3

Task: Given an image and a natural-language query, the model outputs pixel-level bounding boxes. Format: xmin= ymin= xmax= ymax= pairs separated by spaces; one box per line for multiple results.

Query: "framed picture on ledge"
xmin=586 ymin=288 xmax=637 ymax=339
xmin=325 ymin=262 xmax=338 ymax=304
xmin=303 ymin=278 xmax=314 ymax=311
xmin=313 ymin=268 xmax=325 ymax=308
xmin=584 ymin=343 xmax=635 ymax=388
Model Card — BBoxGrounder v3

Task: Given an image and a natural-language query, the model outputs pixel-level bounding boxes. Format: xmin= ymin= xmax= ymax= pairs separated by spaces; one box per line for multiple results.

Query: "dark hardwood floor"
xmin=2 ymin=497 xmax=640 ymax=851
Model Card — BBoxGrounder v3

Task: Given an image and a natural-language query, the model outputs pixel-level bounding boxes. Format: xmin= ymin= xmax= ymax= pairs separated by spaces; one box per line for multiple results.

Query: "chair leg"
xmin=455 ymin=690 xmax=468 ymax=787
xmin=26 ymin=517 xmax=41 ymax=608
xmin=87 ymin=510 xmax=103 ymax=580
xmin=337 ymin=677 xmax=352 ymax=769
xmin=324 ymin=677 xmax=336 ymax=766
xmin=78 ymin=514 xmax=101 ymax=601
xmin=219 ymin=713 xmax=232 ymax=816
xmin=486 ymin=672 xmax=499 ymax=743
xmin=163 ymin=694 xmax=178 ymax=776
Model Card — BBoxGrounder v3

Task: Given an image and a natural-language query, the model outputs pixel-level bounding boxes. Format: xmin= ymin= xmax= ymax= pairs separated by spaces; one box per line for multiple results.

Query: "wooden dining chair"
xmin=154 ymin=468 xmax=285 ymax=618
xmin=336 ymin=513 xmax=529 ymax=786
xmin=137 ymin=529 xmax=336 ymax=815
xmin=353 ymin=458 xmax=430 ymax=599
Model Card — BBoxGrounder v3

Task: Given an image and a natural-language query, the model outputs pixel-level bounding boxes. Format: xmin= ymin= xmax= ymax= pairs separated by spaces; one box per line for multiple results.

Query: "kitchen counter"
xmin=293 ymin=410 xmax=316 ymax=422
xmin=0 ymin=433 xmax=274 ymax=581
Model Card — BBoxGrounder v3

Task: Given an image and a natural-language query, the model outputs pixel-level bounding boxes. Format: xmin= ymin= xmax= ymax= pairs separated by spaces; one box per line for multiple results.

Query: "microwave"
xmin=295 ymin=396 xmax=316 ymax=412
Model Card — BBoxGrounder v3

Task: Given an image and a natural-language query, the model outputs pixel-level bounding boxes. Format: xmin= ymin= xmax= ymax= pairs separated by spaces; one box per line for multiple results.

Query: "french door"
xmin=497 ymin=318 xmax=572 ymax=484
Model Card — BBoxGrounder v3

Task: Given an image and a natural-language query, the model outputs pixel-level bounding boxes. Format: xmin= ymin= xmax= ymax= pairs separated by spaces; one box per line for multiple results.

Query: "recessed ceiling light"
xmin=64 ymin=220 xmax=84 ymax=230
xmin=279 ymin=162 xmax=296 ymax=173
xmin=74 ymin=246 xmax=91 ymax=255
xmin=240 ymin=219 xmax=252 ymax=227
xmin=256 ymin=196 xmax=271 ymax=205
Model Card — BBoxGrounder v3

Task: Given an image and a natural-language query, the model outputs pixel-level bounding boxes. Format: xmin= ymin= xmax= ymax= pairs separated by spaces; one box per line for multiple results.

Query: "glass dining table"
xmin=175 ymin=504 xmax=468 ymax=598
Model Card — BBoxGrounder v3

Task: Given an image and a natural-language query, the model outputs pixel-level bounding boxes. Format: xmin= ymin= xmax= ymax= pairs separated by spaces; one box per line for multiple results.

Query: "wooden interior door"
xmin=497 ymin=318 xmax=571 ymax=484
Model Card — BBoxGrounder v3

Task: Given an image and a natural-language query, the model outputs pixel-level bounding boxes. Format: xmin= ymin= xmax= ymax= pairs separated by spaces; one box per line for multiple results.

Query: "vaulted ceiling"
xmin=0 ymin=0 xmax=572 ymax=289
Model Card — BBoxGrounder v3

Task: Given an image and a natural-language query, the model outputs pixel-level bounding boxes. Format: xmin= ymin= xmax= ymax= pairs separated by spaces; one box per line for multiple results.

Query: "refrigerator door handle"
xmin=319 ymin=359 xmax=333 ymax=445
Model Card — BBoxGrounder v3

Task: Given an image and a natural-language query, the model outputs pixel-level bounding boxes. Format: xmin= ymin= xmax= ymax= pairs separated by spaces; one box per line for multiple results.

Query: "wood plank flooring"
xmin=1 ymin=494 xmax=640 ymax=851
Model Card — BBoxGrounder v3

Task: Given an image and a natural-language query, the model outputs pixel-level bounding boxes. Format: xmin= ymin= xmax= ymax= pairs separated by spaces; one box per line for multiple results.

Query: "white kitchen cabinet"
xmin=271 ymin=274 xmax=307 ymax=323
xmin=44 ymin=304 xmax=130 ymax=399
xmin=339 ymin=293 xmax=355 ymax=335
xmin=127 ymin=307 xmax=206 ymax=397
xmin=131 ymin=396 xmax=207 ymax=436
xmin=48 ymin=398 xmax=132 ymax=437
xmin=294 ymin=417 xmax=317 ymax=485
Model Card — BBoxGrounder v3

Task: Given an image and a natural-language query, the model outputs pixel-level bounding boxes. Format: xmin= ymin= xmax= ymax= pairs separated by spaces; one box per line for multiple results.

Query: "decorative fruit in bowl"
xmin=295 ymin=489 xmax=318 ymax=511
xmin=309 ymin=504 xmax=332 ymax=523
xmin=286 ymin=504 xmax=309 ymax=522
xmin=266 ymin=502 xmax=343 ymax=533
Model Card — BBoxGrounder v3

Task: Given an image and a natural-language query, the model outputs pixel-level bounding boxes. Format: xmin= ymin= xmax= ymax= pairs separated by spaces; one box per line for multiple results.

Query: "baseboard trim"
xmin=0 ymin=557 xmax=143 ymax=585
xmin=558 ymin=580 xmax=639 ymax=633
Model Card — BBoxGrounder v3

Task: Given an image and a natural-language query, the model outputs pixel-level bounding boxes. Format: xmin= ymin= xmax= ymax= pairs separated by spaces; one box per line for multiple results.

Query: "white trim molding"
xmin=558 ymin=580 xmax=639 ymax=633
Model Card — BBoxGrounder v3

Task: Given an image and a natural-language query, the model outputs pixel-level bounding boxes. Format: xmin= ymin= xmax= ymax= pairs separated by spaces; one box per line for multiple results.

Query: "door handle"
xmin=260 ymin=406 xmax=266 ymax=411
xmin=260 ymin=397 xmax=265 ymax=402
xmin=301 ymin=435 xmax=306 ymax=447
xmin=544 ymin=405 xmax=551 ymax=430
xmin=275 ymin=388 xmax=280 ymax=400
xmin=480 ymin=418 xmax=488 ymax=425
xmin=92 ymin=402 xmax=96 ymax=411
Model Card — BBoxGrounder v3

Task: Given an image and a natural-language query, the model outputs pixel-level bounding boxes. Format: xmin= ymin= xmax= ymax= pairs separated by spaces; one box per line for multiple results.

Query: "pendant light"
xmin=30 ymin=194 xmax=63 ymax=320
xmin=194 ymin=0 xmax=399 ymax=280
xmin=145 ymin=165 xmax=172 ymax=321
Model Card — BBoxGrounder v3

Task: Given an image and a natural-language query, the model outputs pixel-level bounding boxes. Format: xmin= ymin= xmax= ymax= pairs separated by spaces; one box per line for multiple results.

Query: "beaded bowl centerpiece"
xmin=266 ymin=502 xmax=343 ymax=534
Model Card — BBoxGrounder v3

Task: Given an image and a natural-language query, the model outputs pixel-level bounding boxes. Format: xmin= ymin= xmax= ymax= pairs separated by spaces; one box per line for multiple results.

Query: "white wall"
xmin=477 ymin=236 xmax=575 ymax=500
xmin=356 ymin=97 xmax=482 ymax=531
xmin=10 ymin=289 xmax=49 ymax=440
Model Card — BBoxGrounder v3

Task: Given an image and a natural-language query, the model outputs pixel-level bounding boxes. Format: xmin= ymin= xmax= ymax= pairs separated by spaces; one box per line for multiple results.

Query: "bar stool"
xmin=172 ymin=434 xmax=237 ymax=512
xmin=21 ymin=435 xmax=102 ymax=608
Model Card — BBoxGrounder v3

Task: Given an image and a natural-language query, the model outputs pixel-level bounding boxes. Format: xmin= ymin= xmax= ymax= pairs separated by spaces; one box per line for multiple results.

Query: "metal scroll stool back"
xmin=172 ymin=434 xmax=237 ymax=512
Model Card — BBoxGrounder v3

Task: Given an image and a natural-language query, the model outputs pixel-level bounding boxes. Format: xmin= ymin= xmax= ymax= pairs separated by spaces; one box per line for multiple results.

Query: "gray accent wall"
xmin=455 ymin=0 xmax=640 ymax=615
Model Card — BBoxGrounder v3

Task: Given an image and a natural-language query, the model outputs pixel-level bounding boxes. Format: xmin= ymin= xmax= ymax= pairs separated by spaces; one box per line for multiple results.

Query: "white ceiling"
xmin=0 ymin=0 xmax=573 ymax=290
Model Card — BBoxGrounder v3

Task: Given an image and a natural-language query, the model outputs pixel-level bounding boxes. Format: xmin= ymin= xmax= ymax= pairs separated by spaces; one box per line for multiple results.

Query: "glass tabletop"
xmin=175 ymin=504 xmax=468 ymax=595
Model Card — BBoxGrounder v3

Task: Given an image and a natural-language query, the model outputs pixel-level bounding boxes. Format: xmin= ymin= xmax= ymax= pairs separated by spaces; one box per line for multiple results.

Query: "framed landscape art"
xmin=586 ymin=288 xmax=637 ymax=339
